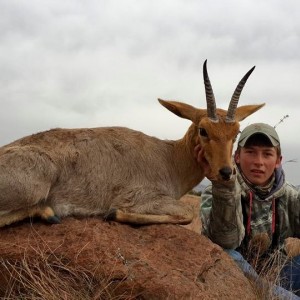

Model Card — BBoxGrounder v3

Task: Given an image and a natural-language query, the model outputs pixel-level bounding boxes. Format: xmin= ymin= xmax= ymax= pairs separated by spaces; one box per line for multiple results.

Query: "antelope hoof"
xmin=40 ymin=207 xmax=60 ymax=224
xmin=46 ymin=215 xmax=61 ymax=224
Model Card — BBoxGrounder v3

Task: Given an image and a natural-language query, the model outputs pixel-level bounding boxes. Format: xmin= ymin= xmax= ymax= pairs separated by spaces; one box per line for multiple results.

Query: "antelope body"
xmin=0 ymin=61 xmax=264 ymax=227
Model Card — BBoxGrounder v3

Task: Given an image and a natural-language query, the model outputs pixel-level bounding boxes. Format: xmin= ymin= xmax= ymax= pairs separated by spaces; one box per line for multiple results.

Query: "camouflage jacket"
xmin=200 ymin=165 xmax=300 ymax=252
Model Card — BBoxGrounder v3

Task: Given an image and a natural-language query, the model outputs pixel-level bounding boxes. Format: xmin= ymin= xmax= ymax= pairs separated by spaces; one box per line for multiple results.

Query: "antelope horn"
xmin=226 ymin=66 xmax=256 ymax=122
xmin=203 ymin=60 xmax=218 ymax=122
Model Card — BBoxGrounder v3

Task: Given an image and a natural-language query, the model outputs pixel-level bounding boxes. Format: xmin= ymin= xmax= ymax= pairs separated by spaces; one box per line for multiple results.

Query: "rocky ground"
xmin=0 ymin=195 xmax=257 ymax=299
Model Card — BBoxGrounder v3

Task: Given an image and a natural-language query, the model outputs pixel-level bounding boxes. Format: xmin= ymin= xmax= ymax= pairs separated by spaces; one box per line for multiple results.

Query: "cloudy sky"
xmin=1 ymin=0 xmax=299 ymax=184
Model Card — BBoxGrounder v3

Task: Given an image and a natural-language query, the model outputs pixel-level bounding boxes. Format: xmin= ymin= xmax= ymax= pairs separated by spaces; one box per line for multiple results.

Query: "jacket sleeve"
xmin=200 ymin=175 xmax=245 ymax=249
xmin=293 ymin=185 xmax=300 ymax=238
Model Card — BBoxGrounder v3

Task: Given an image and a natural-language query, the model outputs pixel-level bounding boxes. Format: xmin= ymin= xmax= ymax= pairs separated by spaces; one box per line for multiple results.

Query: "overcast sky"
xmin=1 ymin=0 xmax=299 ymax=184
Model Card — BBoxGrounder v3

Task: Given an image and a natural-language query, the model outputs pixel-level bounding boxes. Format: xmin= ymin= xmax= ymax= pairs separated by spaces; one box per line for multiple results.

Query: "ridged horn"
xmin=203 ymin=60 xmax=218 ymax=122
xmin=226 ymin=66 xmax=255 ymax=122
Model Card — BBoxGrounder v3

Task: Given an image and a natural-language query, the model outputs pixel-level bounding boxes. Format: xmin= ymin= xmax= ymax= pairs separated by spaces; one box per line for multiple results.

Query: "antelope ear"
xmin=235 ymin=103 xmax=265 ymax=121
xmin=158 ymin=98 xmax=205 ymax=124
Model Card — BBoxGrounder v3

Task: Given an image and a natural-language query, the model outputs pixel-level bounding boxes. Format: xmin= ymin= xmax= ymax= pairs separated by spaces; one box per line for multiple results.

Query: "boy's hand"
xmin=194 ymin=144 xmax=214 ymax=180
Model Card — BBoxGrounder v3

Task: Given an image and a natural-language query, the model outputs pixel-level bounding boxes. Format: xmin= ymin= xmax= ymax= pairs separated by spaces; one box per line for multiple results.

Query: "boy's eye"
xmin=245 ymin=150 xmax=253 ymax=154
xmin=199 ymin=127 xmax=208 ymax=137
xmin=265 ymin=152 xmax=274 ymax=157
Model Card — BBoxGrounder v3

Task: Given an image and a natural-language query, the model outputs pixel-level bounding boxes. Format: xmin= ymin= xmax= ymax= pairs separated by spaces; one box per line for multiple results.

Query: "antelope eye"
xmin=199 ymin=127 xmax=208 ymax=137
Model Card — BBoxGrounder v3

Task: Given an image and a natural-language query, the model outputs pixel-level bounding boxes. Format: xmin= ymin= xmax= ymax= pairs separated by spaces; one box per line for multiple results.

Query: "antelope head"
xmin=159 ymin=60 xmax=265 ymax=181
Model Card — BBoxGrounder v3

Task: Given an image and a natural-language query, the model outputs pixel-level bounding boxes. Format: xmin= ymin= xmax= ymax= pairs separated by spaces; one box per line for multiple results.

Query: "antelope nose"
xmin=219 ymin=167 xmax=232 ymax=181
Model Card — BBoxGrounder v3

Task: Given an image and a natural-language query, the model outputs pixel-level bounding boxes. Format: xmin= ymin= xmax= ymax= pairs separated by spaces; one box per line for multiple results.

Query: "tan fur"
xmin=284 ymin=237 xmax=300 ymax=258
xmin=0 ymin=100 xmax=264 ymax=227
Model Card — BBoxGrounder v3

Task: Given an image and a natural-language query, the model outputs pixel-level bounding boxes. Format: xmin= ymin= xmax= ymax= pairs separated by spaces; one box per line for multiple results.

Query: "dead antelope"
xmin=0 ymin=61 xmax=264 ymax=227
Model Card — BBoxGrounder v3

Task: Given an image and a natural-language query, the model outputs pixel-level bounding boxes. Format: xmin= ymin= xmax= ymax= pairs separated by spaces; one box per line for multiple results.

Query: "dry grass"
xmin=0 ymin=245 xmax=136 ymax=300
xmin=1 ymin=247 xmax=289 ymax=300
xmin=242 ymin=239 xmax=297 ymax=300
xmin=250 ymin=252 xmax=287 ymax=299
xmin=0 ymin=244 xmax=291 ymax=300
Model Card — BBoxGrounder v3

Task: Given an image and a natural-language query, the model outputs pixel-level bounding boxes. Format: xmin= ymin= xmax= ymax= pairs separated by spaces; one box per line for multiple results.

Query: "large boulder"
xmin=0 ymin=214 xmax=256 ymax=299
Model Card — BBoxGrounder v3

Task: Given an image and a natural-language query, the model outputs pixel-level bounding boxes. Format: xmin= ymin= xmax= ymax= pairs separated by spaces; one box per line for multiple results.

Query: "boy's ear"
xmin=276 ymin=155 xmax=283 ymax=168
xmin=234 ymin=150 xmax=240 ymax=164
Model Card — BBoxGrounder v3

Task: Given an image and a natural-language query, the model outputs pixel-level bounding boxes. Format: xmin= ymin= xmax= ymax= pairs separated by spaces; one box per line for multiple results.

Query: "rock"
xmin=0 ymin=216 xmax=256 ymax=299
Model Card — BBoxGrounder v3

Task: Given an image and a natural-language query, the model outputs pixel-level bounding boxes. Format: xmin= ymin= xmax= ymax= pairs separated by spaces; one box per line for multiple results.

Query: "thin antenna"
xmin=274 ymin=115 xmax=289 ymax=128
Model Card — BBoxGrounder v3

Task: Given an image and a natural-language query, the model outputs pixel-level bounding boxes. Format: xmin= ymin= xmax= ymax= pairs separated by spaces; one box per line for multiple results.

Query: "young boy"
xmin=198 ymin=123 xmax=300 ymax=298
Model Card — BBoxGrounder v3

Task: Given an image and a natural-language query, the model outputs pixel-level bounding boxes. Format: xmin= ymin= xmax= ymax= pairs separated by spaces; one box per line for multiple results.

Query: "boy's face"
xmin=235 ymin=145 xmax=282 ymax=186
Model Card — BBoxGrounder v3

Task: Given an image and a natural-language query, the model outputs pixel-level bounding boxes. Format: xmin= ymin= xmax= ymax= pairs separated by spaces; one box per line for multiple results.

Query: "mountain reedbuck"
xmin=0 ymin=61 xmax=264 ymax=227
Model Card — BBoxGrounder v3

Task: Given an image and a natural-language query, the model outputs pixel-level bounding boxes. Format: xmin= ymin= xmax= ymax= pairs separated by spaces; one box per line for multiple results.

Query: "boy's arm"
xmin=195 ymin=143 xmax=245 ymax=249
xmin=200 ymin=177 xmax=245 ymax=249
